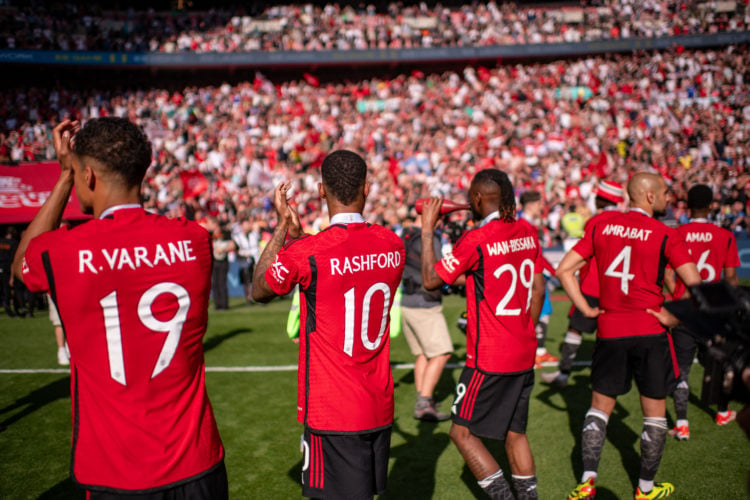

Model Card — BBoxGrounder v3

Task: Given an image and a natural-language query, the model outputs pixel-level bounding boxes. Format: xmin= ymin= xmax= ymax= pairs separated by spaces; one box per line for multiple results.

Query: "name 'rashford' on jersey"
xmin=572 ymin=209 xmax=693 ymax=339
xmin=672 ymin=220 xmax=740 ymax=299
xmin=435 ymin=218 xmax=543 ymax=374
xmin=265 ymin=222 xmax=404 ymax=433
xmin=22 ymin=207 xmax=224 ymax=493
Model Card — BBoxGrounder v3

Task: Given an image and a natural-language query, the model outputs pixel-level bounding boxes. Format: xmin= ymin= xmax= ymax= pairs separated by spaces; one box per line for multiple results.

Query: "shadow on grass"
xmin=37 ymin=477 xmax=84 ymax=499
xmin=0 ymin=376 xmax=69 ymax=429
xmin=536 ymin=372 xmax=642 ymax=492
xmin=203 ymin=328 xmax=252 ymax=353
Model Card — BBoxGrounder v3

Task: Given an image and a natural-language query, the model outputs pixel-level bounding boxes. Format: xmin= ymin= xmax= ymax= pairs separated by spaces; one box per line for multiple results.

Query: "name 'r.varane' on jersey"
xmin=486 ymin=236 xmax=537 ymax=257
xmin=601 ymin=224 xmax=653 ymax=241
xmin=330 ymin=251 xmax=401 ymax=276
xmin=78 ymin=240 xmax=197 ymax=274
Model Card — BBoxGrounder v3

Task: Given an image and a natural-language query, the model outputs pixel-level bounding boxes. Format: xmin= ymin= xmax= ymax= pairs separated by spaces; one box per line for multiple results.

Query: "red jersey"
xmin=579 ymin=208 xmax=621 ymax=297
xmin=672 ymin=219 xmax=741 ymax=299
xmin=573 ymin=209 xmax=692 ymax=339
xmin=22 ymin=207 xmax=224 ymax=492
xmin=435 ymin=216 xmax=543 ymax=373
xmin=265 ymin=221 xmax=404 ymax=433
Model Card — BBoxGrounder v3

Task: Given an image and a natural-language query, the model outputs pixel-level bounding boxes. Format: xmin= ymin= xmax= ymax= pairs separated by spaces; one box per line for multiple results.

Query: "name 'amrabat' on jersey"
xmin=21 ymin=207 xmax=224 ymax=493
xmin=434 ymin=216 xmax=543 ymax=374
xmin=265 ymin=221 xmax=405 ymax=434
xmin=572 ymin=209 xmax=693 ymax=339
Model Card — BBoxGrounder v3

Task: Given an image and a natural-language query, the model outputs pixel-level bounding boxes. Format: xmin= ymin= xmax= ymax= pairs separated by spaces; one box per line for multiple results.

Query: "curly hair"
xmin=73 ymin=117 xmax=152 ymax=189
xmin=321 ymin=150 xmax=367 ymax=205
xmin=473 ymin=169 xmax=516 ymax=222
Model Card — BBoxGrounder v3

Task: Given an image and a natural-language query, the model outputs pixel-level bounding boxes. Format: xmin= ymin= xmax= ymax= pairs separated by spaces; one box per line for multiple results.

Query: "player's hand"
xmin=582 ymin=306 xmax=600 ymax=318
xmin=273 ymin=181 xmax=292 ymax=222
xmin=52 ymin=119 xmax=80 ymax=176
xmin=646 ymin=307 xmax=679 ymax=328
xmin=420 ymin=197 xmax=443 ymax=231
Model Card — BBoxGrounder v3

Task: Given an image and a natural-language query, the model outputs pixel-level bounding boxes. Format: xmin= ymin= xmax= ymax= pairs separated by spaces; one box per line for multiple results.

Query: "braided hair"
xmin=473 ymin=169 xmax=516 ymax=222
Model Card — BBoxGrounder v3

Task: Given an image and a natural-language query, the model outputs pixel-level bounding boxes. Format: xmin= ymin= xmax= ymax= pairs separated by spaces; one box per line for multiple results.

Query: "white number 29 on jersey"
xmin=99 ymin=282 xmax=190 ymax=386
xmin=604 ymin=245 xmax=635 ymax=294
xmin=492 ymin=258 xmax=534 ymax=316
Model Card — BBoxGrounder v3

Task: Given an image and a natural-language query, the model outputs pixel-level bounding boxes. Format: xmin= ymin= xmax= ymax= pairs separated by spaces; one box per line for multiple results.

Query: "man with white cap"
xmin=541 ymin=180 xmax=625 ymax=388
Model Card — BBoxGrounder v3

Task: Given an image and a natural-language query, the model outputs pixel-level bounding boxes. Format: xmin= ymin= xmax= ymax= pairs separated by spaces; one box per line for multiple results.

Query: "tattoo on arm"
xmin=251 ymin=221 xmax=288 ymax=302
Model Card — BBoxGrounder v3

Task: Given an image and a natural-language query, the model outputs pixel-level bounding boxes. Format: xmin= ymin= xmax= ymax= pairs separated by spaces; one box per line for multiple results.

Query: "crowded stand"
xmin=1 ymin=45 xmax=748 ymax=246
xmin=0 ymin=0 xmax=747 ymax=52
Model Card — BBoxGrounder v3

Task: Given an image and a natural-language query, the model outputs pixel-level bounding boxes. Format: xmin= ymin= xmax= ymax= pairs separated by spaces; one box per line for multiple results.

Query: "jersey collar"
xmin=99 ymin=204 xmax=142 ymax=219
xmin=690 ymin=218 xmax=710 ymax=223
xmin=330 ymin=212 xmax=365 ymax=225
xmin=480 ymin=211 xmax=500 ymax=227
xmin=629 ymin=207 xmax=651 ymax=218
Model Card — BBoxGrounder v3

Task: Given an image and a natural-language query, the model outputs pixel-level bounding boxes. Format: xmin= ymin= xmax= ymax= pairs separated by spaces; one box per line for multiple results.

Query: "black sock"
xmin=640 ymin=417 xmax=668 ymax=481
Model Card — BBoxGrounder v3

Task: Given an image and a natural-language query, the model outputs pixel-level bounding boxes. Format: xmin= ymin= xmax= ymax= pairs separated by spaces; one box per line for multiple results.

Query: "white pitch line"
xmin=0 ymin=360 xmax=593 ymax=375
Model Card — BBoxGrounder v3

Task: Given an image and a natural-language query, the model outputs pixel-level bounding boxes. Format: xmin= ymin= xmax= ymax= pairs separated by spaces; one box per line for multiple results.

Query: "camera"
xmin=665 ymin=281 xmax=750 ymax=405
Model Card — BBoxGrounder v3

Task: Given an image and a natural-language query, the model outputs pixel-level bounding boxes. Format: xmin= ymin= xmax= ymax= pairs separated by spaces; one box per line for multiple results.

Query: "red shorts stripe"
xmin=666 ymin=331 xmax=680 ymax=380
xmin=462 ymin=371 xmax=484 ymax=420
xmin=317 ymin=434 xmax=324 ymax=489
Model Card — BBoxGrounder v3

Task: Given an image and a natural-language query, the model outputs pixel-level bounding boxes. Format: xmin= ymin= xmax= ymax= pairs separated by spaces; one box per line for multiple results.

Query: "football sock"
xmin=581 ymin=408 xmax=609 ymax=477
xmin=478 ymin=469 xmax=513 ymax=500
xmin=559 ymin=331 xmax=582 ymax=374
xmin=512 ymin=474 xmax=538 ymax=500
xmin=640 ymin=417 xmax=668 ymax=482
xmin=535 ymin=317 xmax=549 ymax=349
xmin=673 ymin=379 xmax=689 ymax=421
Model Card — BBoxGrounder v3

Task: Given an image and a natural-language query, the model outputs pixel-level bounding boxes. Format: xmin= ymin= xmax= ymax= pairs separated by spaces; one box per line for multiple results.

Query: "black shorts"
xmin=87 ymin=460 xmax=228 ymax=500
xmin=568 ymin=294 xmax=599 ymax=333
xmin=451 ymin=367 xmax=534 ymax=440
xmin=591 ymin=333 xmax=677 ymax=399
xmin=301 ymin=426 xmax=391 ymax=500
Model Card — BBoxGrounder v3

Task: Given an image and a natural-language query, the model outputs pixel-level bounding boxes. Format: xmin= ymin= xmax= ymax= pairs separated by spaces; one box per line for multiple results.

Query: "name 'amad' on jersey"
xmin=78 ymin=240 xmax=197 ymax=274
xmin=601 ymin=224 xmax=653 ymax=241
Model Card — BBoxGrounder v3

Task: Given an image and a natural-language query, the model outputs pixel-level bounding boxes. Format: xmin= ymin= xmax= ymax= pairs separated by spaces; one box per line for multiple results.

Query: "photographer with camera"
xmin=665 ymin=184 xmax=741 ymax=440
xmin=400 ymin=215 xmax=454 ymax=421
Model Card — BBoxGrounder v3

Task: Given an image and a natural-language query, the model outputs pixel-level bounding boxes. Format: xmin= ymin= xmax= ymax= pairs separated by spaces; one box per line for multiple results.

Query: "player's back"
xmin=590 ymin=209 xmax=686 ymax=338
xmin=462 ymin=218 xmax=541 ymax=373
xmin=579 ymin=209 xmax=620 ymax=297
xmin=673 ymin=220 xmax=740 ymax=298
xmin=27 ymin=208 xmax=223 ymax=490
xmin=292 ymin=222 xmax=404 ymax=433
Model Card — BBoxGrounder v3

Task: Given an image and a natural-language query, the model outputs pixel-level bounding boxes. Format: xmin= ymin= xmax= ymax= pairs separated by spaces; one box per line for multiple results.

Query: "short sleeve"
xmin=264 ymin=240 xmax=310 ymax=296
xmin=725 ymin=233 xmax=741 ymax=268
xmin=572 ymin=226 xmax=595 ymax=261
xmin=22 ymin=231 xmax=57 ymax=293
xmin=435 ymin=232 xmax=478 ymax=284
xmin=665 ymin=229 xmax=693 ymax=270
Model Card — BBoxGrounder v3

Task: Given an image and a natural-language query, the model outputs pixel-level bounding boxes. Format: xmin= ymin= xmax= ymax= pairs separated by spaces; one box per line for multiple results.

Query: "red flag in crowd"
xmin=180 ymin=170 xmax=209 ymax=199
xmin=303 ymin=73 xmax=320 ymax=87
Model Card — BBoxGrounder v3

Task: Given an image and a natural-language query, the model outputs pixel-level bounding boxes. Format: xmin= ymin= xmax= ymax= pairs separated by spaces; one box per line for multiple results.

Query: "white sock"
xmin=582 ymin=471 xmax=597 ymax=482
xmin=639 ymin=479 xmax=654 ymax=492
xmin=676 ymin=419 xmax=688 ymax=428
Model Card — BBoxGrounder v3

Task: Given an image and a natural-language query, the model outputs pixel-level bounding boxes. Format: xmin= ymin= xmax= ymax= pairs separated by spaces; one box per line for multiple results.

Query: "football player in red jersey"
xmin=252 ymin=150 xmax=405 ymax=500
xmin=421 ymin=169 xmax=546 ymax=500
xmin=541 ymin=180 xmax=624 ymax=388
xmin=557 ymin=173 xmax=701 ymax=500
xmin=666 ymin=184 xmax=741 ymax=439
xmin=12 ymin=118 xmax=227 ymax=499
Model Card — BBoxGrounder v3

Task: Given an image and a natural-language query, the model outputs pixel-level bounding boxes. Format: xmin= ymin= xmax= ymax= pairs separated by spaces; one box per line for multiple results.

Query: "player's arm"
xmin=251 ymin=182 xmax=300 ymax=303
xmin=556 ymin=249 xmax=599 ymax=318
xmin=530 ymin=272 xmax=545 ymax=325
xmin=12 ymin=120 xmax=80 ymax=284
xmin=663 ymin=267 xmax=677 ymax=295
xmin=647 ymin=261 xmax=701 ymax=328
xmin=420 ymin=198 xmax=446 ymax=290
xmin=724 ymin=266 xmax=739 ymax=287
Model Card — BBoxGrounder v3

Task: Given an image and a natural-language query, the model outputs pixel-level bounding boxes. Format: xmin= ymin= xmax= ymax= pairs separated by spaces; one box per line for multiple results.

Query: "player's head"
xmin=73 ymin=117 xmax=152 ymax=213
xmin=469 ymin=169 xmax=515 ymax=222
xmin=594 ymin=180 xmax=624 ymax=209
xmin=319 ymin=150 xmax=369 ymax=210
xmin=519 ymin=190 xmax=542 ymax=219
xmin=627 ymin=172 xmax=668 ymax=217
xmin=687 ymin=184 xmax=713 ymax=217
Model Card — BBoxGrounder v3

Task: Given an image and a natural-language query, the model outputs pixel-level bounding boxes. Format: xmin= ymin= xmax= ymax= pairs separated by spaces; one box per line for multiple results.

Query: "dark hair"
xmin=519 ymin=190 xmax=541 ymax=206
xmin=687 ymin=184 xmax=713 ymax=210
xmin=73 ymin=117 xmax=152 ymax=189
xmin=321 ymin=150 xmax=367 ymax=205
xmin=473 ymin=169 xmax=516 ymax=222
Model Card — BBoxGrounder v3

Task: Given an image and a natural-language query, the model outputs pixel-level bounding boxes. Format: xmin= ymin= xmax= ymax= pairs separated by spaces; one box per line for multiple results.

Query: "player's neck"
xmin=629 ymin=204 xmax=653 ymax=217
xmin=92 ymin=189 xmax=142 ymax=219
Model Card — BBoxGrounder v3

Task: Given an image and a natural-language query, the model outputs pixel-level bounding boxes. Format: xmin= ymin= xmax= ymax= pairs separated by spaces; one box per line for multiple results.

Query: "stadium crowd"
xmin=0 ymin=0 xmax=746 ymax=52
xmin=2 ymin=45 xmax=749 ymax=247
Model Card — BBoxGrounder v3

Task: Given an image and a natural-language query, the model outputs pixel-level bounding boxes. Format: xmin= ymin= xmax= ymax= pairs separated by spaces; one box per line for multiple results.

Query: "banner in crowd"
xmin=0 ymin=162 xmax=89 ymax=224
xmin=179 ymin=169 xmax=209 ymax=199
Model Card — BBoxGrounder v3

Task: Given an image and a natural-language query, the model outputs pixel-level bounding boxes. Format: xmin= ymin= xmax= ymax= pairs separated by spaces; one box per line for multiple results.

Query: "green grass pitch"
xmin=1 ymin=294 xmax=747 ymax=499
